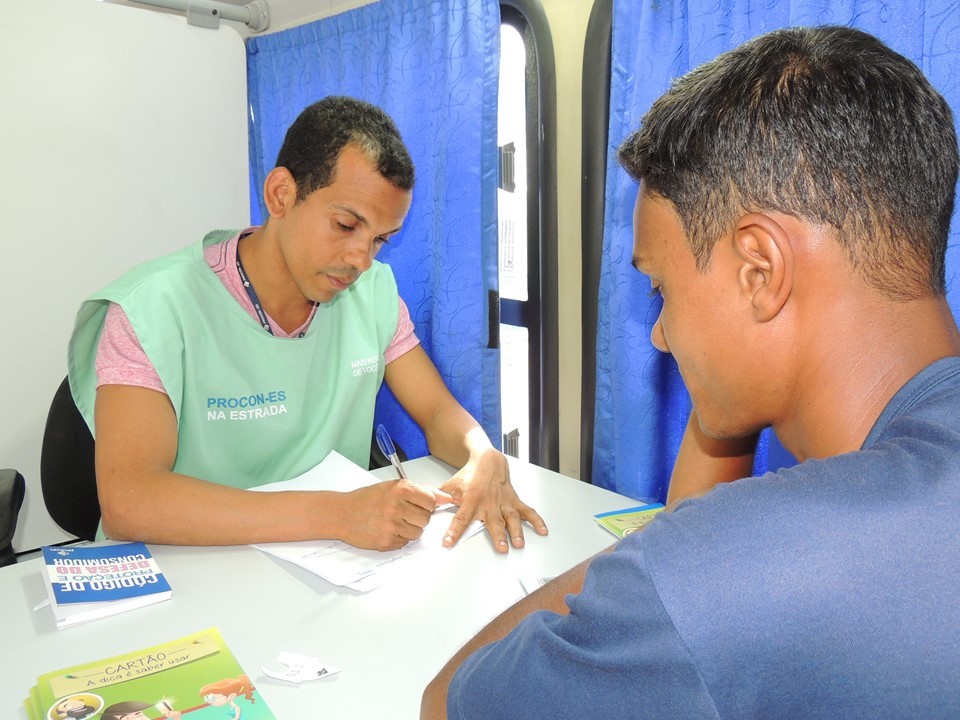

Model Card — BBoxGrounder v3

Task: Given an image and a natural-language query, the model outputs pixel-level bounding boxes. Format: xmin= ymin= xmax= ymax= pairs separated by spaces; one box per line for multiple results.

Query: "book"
xmin=23 ymin=627 xmax=278 ymax=720
xmin=41 ymin=541 xmax=172 ymax=629
xmin=594 ymin=503 xmax=666 ymax=538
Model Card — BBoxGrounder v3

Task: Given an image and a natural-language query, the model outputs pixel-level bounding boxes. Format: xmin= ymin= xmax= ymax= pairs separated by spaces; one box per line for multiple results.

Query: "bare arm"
xmin=384 ymin=346 xmax=548 ymax=553
xmin=666 ymin=412 xmax=758 ymax=506
xmin=94 ymin=384 xmax=444 ymax=547
xmin=420 ymin=555 xmax=594 ymax=719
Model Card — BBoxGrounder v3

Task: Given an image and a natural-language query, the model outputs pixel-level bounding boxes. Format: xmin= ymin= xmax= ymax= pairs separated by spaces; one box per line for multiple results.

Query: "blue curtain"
xmin=246 ymin=0 xmax=502 ymax=459
xmin=594 ymin=0 xmax=960 ymax=502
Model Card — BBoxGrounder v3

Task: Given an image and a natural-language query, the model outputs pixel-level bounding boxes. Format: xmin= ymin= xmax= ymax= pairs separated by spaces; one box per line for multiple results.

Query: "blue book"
xmin=41 ymin=541 xmax=172 ymax=628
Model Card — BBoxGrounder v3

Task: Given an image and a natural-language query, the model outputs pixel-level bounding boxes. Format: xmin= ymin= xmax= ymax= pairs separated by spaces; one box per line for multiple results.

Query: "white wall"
xmin=2 ymin=0 xmax=250 ymax=552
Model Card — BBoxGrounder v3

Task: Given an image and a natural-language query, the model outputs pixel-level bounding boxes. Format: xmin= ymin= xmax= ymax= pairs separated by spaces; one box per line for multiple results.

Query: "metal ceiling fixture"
xmin=131 ymin=0 xmax=270 ymax=32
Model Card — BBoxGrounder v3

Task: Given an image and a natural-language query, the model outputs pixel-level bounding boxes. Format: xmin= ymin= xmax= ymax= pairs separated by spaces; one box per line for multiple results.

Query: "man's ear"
xmin=262 ymin=167 xmax=298 ymax=219
xmin=734 ymin=212 xmax=793 ymax=322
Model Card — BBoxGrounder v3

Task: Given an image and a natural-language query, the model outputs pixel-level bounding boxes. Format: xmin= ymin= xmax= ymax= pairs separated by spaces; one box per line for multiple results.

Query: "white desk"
xmin=2 ymin=456 xmax=637 ymax=719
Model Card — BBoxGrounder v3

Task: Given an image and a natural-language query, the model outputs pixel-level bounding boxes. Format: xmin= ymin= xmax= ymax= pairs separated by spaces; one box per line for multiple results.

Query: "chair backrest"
xmin=368 ymin=431 xmax=408 ymax=472
xmin=0 ymin=468 xmax=26 ymax=567
xmin=40 ymin=376 xmax=100 ymax=540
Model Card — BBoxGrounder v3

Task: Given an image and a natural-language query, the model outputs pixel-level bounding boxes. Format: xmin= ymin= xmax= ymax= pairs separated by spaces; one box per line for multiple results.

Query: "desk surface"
xmin=2 ymin=456 xmax=636 ymax=719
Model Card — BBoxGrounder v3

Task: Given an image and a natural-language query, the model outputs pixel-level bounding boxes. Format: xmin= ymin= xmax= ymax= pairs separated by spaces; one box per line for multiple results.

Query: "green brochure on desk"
xmin=594 ymin=503 xmax=666 ymax=538
xmin=24 ymin=627 xmax=278 ymax=720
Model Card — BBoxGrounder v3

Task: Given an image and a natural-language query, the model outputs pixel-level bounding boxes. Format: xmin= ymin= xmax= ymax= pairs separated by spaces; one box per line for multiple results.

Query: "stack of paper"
xmin=251 ymin=451 xmax=483 ymax=591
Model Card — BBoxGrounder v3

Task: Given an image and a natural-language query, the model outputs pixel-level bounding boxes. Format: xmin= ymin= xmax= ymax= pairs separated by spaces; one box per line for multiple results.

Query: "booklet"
xmin=41 ymin=541 xmax=172 ymax=629
xmin=23 ymin=627 xmax=277 ymax=720
xmin=594 ymin=503 xmax=666 ymax=538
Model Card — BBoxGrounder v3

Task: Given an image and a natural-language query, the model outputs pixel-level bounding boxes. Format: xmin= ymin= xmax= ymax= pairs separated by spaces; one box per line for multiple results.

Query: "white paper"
xmin=250 ymin=452 xmax=483 ymax=591
xmin=261 ymin=651 xmax=340 ymax=684
xmin=518 ymin=574 xmax=557 ymax=595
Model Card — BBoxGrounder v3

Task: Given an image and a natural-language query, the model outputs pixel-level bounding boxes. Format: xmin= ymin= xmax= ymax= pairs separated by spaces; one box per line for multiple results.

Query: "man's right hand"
xmin=340 ymin=480 xmax=454 ymax=551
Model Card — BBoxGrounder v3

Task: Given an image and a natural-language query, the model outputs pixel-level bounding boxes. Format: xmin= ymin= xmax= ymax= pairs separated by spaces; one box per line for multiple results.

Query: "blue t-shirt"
xmin=449 ymin=358 xmax=960 ymax=719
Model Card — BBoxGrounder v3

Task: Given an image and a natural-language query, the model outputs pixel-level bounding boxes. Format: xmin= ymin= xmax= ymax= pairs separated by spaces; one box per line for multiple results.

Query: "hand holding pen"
xmin=376 ymin=423 xmax=408 ymax=479
xmin=376 ymin=423 xmax=454 ymax=509
xmin=350 ymin=424 xmax=452 ymax=551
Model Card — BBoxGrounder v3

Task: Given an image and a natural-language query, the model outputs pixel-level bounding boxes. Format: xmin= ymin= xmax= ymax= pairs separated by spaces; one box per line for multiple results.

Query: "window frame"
xmin=579 ymin=0 xmax=612 ymax=483
xmin=498 ymin=0 xmax=559 ymax=470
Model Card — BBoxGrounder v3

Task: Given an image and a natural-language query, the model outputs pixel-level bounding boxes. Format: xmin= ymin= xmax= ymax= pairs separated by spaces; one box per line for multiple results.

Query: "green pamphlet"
xmin=594 ymin=503 xmax=665 ymax=538
xmin=24 ymin=627 xmax=277 ymax=720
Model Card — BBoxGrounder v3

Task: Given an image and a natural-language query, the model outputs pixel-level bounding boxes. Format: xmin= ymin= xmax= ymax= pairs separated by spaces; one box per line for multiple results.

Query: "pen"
xmin=375 ymin=424 xmax=408 ymax=480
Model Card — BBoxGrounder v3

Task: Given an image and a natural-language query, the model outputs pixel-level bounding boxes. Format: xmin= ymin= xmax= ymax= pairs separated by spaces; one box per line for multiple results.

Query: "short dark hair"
xmin=275 ymin=96 xmax=415 ymax=201
xmin=618 ymin=25 xmax=958 ymax=300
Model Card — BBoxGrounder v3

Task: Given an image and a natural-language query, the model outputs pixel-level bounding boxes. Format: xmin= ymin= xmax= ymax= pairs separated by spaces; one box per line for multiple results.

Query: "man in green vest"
xmin=69 ymin=96 xmax=547 ymax=552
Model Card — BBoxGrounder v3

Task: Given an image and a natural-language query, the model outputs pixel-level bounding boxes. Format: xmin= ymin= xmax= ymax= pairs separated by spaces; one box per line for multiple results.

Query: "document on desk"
xmin=250 ymin=451 xmax=483 ymax=592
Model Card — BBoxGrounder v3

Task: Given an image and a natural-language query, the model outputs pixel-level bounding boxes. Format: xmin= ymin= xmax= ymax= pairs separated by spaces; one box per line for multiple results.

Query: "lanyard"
xmin=235 ymin=252 xmax=276 ymax=335
xmin=235 ymin=248 xmax=312 ymax=338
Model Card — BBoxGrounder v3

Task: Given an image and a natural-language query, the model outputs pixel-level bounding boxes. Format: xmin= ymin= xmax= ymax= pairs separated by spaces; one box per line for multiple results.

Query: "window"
xmin=497 ymin=22 xmax=530 ymax=461
xmin=498 ymin=1 xmax=558 ymax=469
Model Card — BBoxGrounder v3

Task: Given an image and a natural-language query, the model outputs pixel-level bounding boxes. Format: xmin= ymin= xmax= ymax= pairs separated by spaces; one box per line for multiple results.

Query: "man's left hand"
xmin=438 ymin=449 xmax=548 ymax=553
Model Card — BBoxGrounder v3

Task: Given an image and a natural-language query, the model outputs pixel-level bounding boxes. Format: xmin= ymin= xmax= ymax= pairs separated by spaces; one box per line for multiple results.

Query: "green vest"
xmin=68 ymin=231 xmax=399 ymax=489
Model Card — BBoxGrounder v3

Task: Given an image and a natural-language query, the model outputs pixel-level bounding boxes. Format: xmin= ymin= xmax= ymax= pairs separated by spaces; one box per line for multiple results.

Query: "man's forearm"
xmin=94 ymin=383 xmax=440 ymax=548
xmin=98 ymin=468 xmax=356 ymax=545
xmin=422 ymin=404 xmax=492 ymax=470
xmin=667 ymin=413 xmax=758 ymax=505
xmin=421 ymin=556 xmax=593 ymax=719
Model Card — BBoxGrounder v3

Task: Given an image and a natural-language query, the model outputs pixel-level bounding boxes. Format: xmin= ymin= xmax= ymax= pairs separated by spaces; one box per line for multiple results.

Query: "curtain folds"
xmin=594 ymin=0 xmax=960 ymax=501
xmin=246 ymin=0 xmax=502 ymax=459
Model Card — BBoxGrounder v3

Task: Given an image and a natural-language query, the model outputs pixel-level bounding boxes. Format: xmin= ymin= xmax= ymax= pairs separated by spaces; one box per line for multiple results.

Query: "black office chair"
xmin=0 ymin=468 xmax=26 ymax=567
xmin=368 ymin=430 xmax=408 ymax=471
xmin=40 ymin=376 xmax=100 ymax=541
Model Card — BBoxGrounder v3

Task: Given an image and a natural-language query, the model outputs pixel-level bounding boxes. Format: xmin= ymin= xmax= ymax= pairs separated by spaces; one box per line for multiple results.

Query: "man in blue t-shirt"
xmin=422 ymin=26 xmax=960 ymax=719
